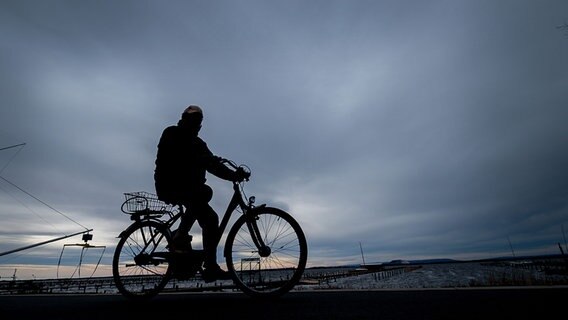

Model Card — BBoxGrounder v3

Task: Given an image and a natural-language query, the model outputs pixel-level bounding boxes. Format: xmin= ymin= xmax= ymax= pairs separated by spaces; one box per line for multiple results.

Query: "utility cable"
xmin=0 ymin=175 xmax=89 ymax=231
xmin=0 ymin=143 xmax=26 ymax=174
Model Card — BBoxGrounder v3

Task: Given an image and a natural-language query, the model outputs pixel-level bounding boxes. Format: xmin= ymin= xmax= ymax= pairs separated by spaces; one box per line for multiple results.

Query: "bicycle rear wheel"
xmin=225 ymin=207 xmax=308 ymax=297
xmin=112 ymin=220 xmax=172 ymax=299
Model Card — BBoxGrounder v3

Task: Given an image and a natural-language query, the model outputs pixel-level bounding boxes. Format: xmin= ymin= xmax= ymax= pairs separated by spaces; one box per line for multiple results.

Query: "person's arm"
xmin=199 ymin=139 xmax=239 ymax=181
xmin=207 ymin=154 xmax=240 ymax=181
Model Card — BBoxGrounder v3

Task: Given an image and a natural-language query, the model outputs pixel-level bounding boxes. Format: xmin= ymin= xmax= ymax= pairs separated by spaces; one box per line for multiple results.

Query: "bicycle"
xmin=112 ymin=159 xmax=308 ymax=299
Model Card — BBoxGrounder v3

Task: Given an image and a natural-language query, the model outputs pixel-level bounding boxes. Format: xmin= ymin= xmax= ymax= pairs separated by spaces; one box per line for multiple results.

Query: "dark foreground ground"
xmin=0 ymin=287 xmax=566 ymax=320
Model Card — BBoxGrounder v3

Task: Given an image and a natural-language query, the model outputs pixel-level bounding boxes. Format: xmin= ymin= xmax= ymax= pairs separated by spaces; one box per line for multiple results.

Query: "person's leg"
xmin=185 ymin=184 xmax=221 ymax=268
xmin=190 ymin=185 xmax=230 ymax=280
xmin=171 ymin=184 xmax=209 ymax=247
xmin=195 ymin=204 xmax=220 ymax=269
xmin=171 ymin=210 xmax=195 ymax=251
xmin=176 ymin=208 xmax=195 ymax=237
xmin=196 ymin=205 xmax=230 ymax=281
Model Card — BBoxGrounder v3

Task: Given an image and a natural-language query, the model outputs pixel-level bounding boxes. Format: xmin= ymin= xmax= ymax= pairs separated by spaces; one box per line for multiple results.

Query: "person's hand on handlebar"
xmin=234 ymin=167 xmax=251 ymax=182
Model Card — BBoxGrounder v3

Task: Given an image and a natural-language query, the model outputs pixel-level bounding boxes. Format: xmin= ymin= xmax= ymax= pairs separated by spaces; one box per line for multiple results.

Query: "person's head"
xmin=179 ymin=105 xmax=203 ymax=135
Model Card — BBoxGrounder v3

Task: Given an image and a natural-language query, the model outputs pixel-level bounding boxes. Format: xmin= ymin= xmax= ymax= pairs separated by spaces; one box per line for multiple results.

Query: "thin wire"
xmin=237 ymin=176 xmax=250 ymax=215
xmin=0 ymin=175 xmax=89 ymax=231
xmin=0 ymin=182 xmax=61 ymax=233
xmin=0 ymin=143 xmax=26 ymax=174
xmin=0 ymin=142 xmax=26 ymax=152
xmin=0 ymin=144 xmax=59 ymax=230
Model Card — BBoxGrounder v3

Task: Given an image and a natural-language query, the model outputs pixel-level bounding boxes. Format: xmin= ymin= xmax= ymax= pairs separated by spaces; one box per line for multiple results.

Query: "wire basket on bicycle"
xmin=121 ymin=191 xmax=175 ymax=216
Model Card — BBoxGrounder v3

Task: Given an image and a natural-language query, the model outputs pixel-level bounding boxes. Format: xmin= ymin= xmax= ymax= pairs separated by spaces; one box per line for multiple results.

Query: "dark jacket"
xmin=154 ymin=122 xmax=236 ymax=203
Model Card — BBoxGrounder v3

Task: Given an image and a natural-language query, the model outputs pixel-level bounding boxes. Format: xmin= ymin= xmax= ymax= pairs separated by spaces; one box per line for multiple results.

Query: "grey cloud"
xmin=1 ymin=1 xmax=568 ymax=278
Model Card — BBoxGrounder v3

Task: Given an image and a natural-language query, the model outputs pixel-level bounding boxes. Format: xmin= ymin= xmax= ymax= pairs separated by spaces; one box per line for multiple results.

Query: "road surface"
xmin=0 ymin=287 xmax=566 ymax=319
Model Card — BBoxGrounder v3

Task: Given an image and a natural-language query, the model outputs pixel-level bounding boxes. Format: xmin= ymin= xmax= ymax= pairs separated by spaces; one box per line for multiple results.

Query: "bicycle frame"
xmin=179 ymin=181 xmax=270 ymax=255
xmin=122 ymin=180 xmax=269 ymax=260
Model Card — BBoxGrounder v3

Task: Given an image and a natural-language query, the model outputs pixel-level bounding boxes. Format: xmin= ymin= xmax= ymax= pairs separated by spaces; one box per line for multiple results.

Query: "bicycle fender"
xmin=246 ymin=204 xmax=267 ymax=217
xmin=117 ymin=223 xmax=139 ymax=238
xmin=117 ymin=219 xmax=166 ymax=238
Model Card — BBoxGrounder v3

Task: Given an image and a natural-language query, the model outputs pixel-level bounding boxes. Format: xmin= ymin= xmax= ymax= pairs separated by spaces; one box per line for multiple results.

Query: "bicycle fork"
xmin=245 ymin=205 xmax=271 ymax=257
xmin=219 ymin=186 xmax=271 ymax=258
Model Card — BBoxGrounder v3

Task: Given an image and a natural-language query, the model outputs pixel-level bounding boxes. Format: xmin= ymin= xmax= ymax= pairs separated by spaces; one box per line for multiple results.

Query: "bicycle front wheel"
xmin=225 ymin=207 xmax=308 ymax=297
xmin=112 ymin=220 xmax=172 ymax=299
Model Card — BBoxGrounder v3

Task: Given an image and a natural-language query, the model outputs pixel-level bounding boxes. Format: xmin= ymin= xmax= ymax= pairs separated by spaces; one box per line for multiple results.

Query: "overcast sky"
xmin=1 ymin=0 xmax=567 ymax=280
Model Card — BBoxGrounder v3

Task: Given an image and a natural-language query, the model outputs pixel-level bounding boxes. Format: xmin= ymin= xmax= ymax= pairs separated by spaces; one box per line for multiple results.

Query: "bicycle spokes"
xmin=225 ymin=207 xmax=307 ymax=297
xmin=113 ymin=221 xmax=172 ymax=299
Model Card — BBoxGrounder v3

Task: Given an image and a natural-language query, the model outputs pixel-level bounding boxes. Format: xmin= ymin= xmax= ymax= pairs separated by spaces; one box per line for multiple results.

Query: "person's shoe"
xmin=168 ymin=232 xmax=192 ymax=253
xmin=170 ymin=242 xmax=192 ymax=254
xmin=201 ymin=264 xmax=231 ymax=283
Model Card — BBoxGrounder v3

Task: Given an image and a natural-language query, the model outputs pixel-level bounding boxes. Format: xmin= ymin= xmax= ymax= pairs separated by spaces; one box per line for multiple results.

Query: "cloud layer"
xmin=1 ymin=0 xmax=568 ymax=278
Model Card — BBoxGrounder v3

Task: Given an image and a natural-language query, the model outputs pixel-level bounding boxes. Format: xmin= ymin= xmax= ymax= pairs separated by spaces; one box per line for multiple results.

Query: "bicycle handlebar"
xmin=218 ymin=157 xmax=236 ymax=168
xmin=218 ymin=157 xmax=251 ymax=182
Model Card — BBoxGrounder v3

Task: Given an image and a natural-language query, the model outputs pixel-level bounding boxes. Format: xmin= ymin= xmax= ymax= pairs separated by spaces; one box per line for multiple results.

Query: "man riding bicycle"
xmin=154 ymin=105 xmax=249 ymax=281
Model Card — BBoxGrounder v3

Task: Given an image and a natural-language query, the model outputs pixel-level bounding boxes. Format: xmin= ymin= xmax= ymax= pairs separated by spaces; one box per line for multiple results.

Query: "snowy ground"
xmin=140 ymin=261 xmax=568 ymax=293
xmin=2 ymin=261 xmax=567 ymax=295
xmin=295 ymin=262 xmax=568 ymax=290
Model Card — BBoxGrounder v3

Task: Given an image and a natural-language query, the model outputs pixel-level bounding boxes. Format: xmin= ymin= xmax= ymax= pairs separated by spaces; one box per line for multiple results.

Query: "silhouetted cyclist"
xmin=154 ymin=105 xmax=248 ymax=281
